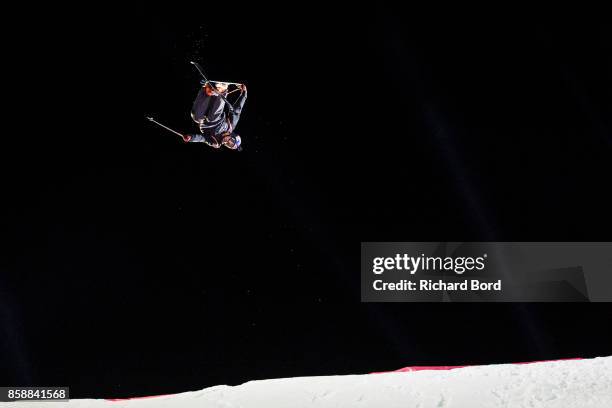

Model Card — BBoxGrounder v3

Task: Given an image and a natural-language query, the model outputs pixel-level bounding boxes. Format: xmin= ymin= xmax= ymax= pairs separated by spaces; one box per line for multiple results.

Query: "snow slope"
xmin=8 ymin=356 xmax=612 ymax=407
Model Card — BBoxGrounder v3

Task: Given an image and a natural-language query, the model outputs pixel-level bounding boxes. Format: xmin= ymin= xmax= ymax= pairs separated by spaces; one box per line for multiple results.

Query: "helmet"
xmin=221 ymin=132 xmax=241 ymax=150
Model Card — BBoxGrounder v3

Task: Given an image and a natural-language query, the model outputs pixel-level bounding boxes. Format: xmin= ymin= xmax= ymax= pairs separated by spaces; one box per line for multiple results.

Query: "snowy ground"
xmin=7 ymin=356 xmax=611 ymax=407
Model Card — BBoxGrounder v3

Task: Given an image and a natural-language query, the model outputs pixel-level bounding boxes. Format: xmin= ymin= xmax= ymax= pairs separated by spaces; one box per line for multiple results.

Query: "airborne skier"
xmin=146 ymin=62 xmax=248 ymax=151
xmin=183 ymin=81 xmax=247 ymax=150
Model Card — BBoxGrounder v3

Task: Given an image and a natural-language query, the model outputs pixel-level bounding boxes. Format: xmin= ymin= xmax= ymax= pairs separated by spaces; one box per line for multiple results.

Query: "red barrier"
xmin=105 ymin=358 xmax=582 ymax=401
xmin=372 ymin=358 xmax=582 ymax=374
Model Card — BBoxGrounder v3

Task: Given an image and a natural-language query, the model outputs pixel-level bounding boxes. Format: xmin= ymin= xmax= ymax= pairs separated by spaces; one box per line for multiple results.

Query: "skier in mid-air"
xmin=147 ymin=62 xmax=247 ymax=151
xmin=182 ymin=81 xmax=247 ymax=149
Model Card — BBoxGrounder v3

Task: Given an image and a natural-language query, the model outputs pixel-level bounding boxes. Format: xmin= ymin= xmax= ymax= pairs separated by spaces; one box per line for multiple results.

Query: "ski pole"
xmin=146 ymin=116 xmax=185 ymax=137
xmin=190 ymin=61 xmax=210 ymax=83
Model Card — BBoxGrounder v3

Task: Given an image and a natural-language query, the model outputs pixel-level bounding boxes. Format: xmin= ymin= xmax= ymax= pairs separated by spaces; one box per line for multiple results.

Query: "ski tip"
xmin=145 ymin=116 xmax=154 ymax=121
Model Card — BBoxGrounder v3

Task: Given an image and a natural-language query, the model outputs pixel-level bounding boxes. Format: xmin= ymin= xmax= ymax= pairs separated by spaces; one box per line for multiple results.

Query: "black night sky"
xmin=1 ymin=4 xmax=611 ymax=399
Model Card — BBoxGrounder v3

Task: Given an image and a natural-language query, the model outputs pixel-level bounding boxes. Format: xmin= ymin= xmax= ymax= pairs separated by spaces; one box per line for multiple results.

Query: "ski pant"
xmin=227 ymin=89 xmax=247 ymax=130
xmin=188 ymin=90 xmax=247 ymax=148
xmin=191 ymin=89 xmax=226 ymax=124
xmin=191 ymin=88 xmax=247 ymax=130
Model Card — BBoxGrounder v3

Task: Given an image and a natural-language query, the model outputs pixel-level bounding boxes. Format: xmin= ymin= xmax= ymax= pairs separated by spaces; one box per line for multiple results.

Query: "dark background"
xmin=1 ymin=4 xmax=611 ymax=399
